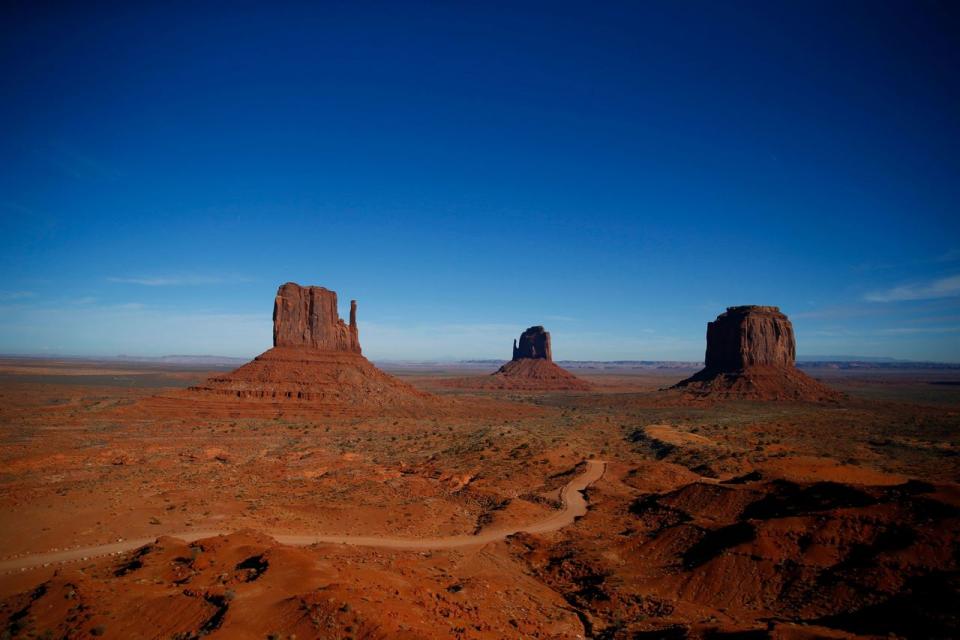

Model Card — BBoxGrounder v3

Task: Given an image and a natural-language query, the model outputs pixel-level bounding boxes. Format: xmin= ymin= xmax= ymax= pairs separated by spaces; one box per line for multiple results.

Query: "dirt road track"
xmin=0 ymin=460 xmax=605 ymax=573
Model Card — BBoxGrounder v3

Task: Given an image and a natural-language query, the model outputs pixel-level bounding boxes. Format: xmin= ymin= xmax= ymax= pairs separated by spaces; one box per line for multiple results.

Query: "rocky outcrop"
xmin=675 ymin=306 xmax=841 ymax=401
xmin=704 ymin=306 xmax=794 ymax=371
xmin=483 ymin=358 xmax=592 ymax=391
xmin=447 ymin=326 xmax=590 ymax=391
xmin=273 ymin=283 xmax=361 ymax=353
xmin=186 ymin=347 xmax=430 ymax=409
xmin=177 ymin=282 xmax=430 ymax=411
xmin=512 ymin=326 xmax=552 ymax=361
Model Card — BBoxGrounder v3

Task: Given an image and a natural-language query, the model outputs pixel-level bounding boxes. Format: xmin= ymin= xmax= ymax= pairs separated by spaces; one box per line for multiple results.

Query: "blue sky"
xmin=2 ymin=2 xmax=959 ymax=361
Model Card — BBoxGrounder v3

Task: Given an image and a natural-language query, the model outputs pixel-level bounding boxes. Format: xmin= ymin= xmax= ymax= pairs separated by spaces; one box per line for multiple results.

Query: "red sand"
xmin=1 ymin=359 xmax=958 ymax=638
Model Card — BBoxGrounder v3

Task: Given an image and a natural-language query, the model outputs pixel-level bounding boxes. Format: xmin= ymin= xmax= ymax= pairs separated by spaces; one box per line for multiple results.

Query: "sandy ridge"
xmin=0 ymin=460 xmax=605 ymax=573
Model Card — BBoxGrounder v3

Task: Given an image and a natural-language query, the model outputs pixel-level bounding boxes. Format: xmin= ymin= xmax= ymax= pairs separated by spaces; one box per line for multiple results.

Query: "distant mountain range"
xmin=461 ymin=358 xmax=960 ymax=370
xmin=110 ymin=354 xmax=249 ymax=365
xmin=796 ymin=355 xmax=901 ymax=362
xmin=0 ymin=354 xmax=248 ymax=368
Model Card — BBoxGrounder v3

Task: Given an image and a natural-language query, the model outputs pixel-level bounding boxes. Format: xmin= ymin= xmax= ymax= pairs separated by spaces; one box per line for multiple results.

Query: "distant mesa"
xmin=673 ymin=305 xmax=842 ymax=401
xmin=476 ymin=326 xmax=591 ymax=391
xmin=177 ymin=282 xmax=430 ymax=410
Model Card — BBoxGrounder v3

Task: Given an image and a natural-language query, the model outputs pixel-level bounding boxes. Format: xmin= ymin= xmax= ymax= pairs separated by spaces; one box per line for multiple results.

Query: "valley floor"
xmin=0 ymin=359 xmax=957 ymax=639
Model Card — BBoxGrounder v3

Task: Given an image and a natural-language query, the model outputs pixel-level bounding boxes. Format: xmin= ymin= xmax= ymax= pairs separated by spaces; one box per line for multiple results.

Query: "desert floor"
xmin=0 ymin=358 xmax=957 ymax=639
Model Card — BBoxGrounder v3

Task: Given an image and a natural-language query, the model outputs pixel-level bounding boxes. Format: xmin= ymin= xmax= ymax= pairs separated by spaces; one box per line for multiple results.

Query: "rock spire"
xmin=272 ymin=283 xmax=361 ymax=353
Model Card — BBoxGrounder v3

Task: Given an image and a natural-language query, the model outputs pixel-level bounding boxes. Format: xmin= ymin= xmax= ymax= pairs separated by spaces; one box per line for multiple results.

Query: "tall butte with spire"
xmin=181 ymin=282 xmax=429 ymax=410
xmin=673 ymin=305 xmax=841 ymax=401
xmin=272 ymin=283 xmax=361 ymax=353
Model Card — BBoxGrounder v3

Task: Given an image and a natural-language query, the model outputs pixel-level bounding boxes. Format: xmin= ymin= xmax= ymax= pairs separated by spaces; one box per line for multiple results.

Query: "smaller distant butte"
xmin=512 ymin=325 xmax=552 ymax=361
xmin=475 ymin=326 xmax=591 ymax=391
xmin=673 ymin=305 xmax=841 ymax=401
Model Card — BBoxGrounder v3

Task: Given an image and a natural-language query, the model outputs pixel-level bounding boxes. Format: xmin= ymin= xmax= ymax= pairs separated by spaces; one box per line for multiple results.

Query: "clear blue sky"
xmin=2 ymin=2 xmax=958 ymax=361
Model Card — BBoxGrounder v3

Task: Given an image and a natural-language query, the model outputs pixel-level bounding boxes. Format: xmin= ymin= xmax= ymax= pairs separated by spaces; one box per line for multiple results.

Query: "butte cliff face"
xmin=512 ymin=326 xmax=552 ymax=361
xmin=273 ymin=283 xmax=361 ymax=353
xmin=674 ymin=306 xmax=840 ymax=401
xmin=176 ymin=282 xmax=429 ymax=411
xmin=704 ymin=306 xmax=795 ymax=371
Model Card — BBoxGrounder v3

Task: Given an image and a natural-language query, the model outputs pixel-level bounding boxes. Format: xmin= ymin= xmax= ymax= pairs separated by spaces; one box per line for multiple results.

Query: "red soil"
xmin=1 ymin=360 xmax=958 ymax=638
xmin=176 ymin=347 xmax=432 ymax=410
xmin=517 ymin=461 xmax=960 ymax=638
xmin=673 ymin=364 xmax=843 ymax=402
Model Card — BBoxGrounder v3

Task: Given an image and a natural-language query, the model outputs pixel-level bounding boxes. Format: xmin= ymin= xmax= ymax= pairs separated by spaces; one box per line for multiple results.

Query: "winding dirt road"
xmin=0 ymin=460 xmax=605 ymax=573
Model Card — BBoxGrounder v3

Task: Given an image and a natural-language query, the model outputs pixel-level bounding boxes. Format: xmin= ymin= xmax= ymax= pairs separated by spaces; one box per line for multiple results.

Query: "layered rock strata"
xmin=273 ymin=283 xmax=361 ymax=353
xmin=704 ymin=306 xmax=794 ymax=371
xmin=674 ymin=306 xmax=840 ymax=401
xmin=179 ymin=282 xmax=429 ymax=409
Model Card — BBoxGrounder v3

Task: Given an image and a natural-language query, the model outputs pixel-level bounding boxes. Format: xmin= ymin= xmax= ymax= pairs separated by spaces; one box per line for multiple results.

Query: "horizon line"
xmin=1 ymin=352 xmax=959 ymax=366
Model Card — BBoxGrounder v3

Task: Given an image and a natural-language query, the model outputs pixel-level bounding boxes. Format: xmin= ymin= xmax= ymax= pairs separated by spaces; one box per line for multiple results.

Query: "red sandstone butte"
xmin=273 ymin=283 xmax=361 ymax=353
xmin=476 ymin=325 xmax=590 ymax=391
xmin=512 ymin=326 xmax=553 ymax=361
xmin=177 ymin=282 xmax=430 ymax=410
xmin=704 ymin=305 xmax=794 ymax=370
xmin=674 ymin=305 xmax=841 ymax=401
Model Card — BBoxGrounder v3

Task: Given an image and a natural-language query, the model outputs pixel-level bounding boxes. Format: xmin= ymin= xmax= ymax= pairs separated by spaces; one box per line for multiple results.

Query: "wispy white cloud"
xmin=852 ymin=249 xmax=960 ymax=273
xmin=39 ymin=144 xmax=120 ymax=181
xmin=0 ymin=291 xmax=35 ymax=301
xmin=794 ymin=304 xmax=890 ymax=320
xmin=877 ymin=326 xmax=960 ymax=335
xmin=807 ymin=329 xmax=856 ymax=337
xmin=0 ymin=301 xmax=268 ymax=357
xmin=1 ymin=202 xmax=37 ymax=216
xmin=107 ymin=275 xmax=253 ymax=286
xmin=864 ymin=274 xmax=960 ymax=302
xmin=808 ymin=325 xmax=960 ymax=337
xmin=936 ymin=248 xmax=960 ymax=263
